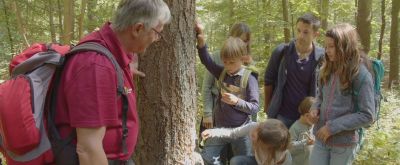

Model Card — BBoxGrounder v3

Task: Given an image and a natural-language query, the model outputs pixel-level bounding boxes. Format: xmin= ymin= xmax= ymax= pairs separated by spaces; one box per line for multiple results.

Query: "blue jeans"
xmin=230 ymin=156 xmax=257 ymax=165
xmin=277 ymin=114 xmax=296 ymax=128
xmin=201 ymin=136 xmax=250 ymax=165
xmin=309 ymin=140 xmax=357 ymax=165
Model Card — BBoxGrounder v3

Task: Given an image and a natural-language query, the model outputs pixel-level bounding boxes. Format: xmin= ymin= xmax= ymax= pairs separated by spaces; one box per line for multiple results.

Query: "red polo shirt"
xmin=55 ymin=22 xmax=138 ymax=160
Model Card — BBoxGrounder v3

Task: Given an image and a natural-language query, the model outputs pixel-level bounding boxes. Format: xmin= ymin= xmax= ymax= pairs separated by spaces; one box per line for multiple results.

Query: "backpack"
xmin=353 ymin=59 xmax=385 ymax=149
xmin=0 ymin=42 xmax=128 ymax=165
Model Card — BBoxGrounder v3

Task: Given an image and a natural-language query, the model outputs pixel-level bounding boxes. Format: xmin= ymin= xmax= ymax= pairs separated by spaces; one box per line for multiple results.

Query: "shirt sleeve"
xmin=201 ymin=53 xmax=220 ymax=117
xmin=234 ymin=75 xmax=260 ymax=115
xmin=198 ymin=45 xmax=224 ymax=78
xmin=289 ymin=124 xmax=307 ymax=155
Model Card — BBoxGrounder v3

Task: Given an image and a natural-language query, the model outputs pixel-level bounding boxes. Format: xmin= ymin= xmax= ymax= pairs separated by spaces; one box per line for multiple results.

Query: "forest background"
xmin=0 ymin=0 xmax=399 ymax=164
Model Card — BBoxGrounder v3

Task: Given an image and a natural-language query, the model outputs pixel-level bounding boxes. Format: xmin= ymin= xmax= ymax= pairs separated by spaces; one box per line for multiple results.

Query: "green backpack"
xmin=353 ymin=60 xmax=385 ymax=149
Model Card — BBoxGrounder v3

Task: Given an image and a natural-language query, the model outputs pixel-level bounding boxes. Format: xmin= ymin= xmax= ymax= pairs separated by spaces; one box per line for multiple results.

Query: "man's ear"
xmin=131 ymin=23 xmax=145 ymax=37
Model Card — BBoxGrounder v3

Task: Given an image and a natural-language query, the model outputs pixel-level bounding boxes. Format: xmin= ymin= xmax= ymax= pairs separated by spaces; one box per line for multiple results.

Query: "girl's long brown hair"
xmin=319 ymin=23 xmax=361 ymax=90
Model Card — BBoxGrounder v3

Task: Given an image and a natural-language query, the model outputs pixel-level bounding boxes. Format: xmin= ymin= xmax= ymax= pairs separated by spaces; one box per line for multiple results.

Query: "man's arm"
xmin=264 ymin=85 xmax=273 ymax=114
xmin=76 ymin=127 xmax=107 ymax=165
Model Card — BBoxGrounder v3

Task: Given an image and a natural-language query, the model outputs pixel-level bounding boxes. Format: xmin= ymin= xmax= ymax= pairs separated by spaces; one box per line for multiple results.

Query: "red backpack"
xmin=0 ymin=42 xmax=127 ymax=165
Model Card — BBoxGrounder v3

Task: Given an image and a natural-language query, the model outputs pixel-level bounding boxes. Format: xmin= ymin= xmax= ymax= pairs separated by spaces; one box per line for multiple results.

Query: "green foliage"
xmin=354 ymin=89 xmax=400 ymax=165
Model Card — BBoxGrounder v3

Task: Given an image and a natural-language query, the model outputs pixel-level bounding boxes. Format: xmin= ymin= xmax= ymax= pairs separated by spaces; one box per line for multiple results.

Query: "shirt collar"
xmin=96 ymin=22 xmax=133 ymax=68
xmin=227 ymin=67 xmax=245 ymax=76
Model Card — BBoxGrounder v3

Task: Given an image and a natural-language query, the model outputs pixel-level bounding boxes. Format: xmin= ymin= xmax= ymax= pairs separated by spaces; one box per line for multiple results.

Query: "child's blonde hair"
xmin=253 ymin=119 xmax=290 ymax=165
xmin=320 ymin=23 xmax=361 ymax=90
xmin=220 ymin=37 xmax=248 ymax=60
xmin=298 ymin=97 xmax=316 ymax=115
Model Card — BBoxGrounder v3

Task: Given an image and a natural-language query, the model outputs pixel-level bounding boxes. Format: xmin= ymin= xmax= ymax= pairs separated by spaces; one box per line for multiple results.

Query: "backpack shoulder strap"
xmin=277 ymin=43 xmax=289 ymax=64
xmin=240 ymin=69 xmax=252 ymax=90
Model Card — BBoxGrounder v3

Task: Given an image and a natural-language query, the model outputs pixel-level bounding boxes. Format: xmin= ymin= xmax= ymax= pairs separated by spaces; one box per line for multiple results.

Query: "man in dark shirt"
xmin=264 ymin=13 xmax=325 ymax=128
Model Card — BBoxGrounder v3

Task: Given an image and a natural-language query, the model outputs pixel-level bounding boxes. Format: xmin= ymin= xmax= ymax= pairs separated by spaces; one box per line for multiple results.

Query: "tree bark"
xmin=78 ymin=0 xmax=88 ymax=39
xmin=62 ymin=0 xmax=74 ymax=44
xmin=320 ymin=0 xmax=329 ymax=31
xmin=57 ymin=0 xmax=63 ymax=41
xmin=86 ymin=0 xmax=97 ymax=32
xmin=389 ymin=0 xmax=400 ymax=88
xmin=378 ymin=0 xmax=386 ymax=60
xmin=282 ymin=0 xmax=290 ymax=43
xmin=11 ymin=1 xmax=30 ymax=47
xmin=356 ymin=0 xmax=372 ymax=53
xmin=48 ymin=0 xmax=57 ymax=43
xmin=1 ymin=0 xmax=14 ymax=54
xmin=134 ymin=0 xmax=198 ymax=164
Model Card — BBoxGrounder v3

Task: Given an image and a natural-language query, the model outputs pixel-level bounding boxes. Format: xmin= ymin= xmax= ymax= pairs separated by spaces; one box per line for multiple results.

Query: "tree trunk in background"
xmin=229 ymin=0 xmax=235 ymax=27
xmin=62 ymin=0 xmax=74 ymax=44
xmin=282 ymin=0 xmax=290 ymax=43
xmin=378 ymin=0 xmax=386 ymax=60
xmin=1 ymin=0 xmax=14 ymax=54
xmin=57 ymin=0 xmax=63 ymax=41
xmin=12 ymin=1 xmax=30 ymax=47
xmin=86 ymin=0 xmax=97 ymax=32
xmin=134 ymin=0 xmax=198 ymax=164
xmin=78 ymin=0 xmax=88 ymax=39
xmin=48 ymin=0 xmax=57 ymax=43
xmin=389 ymin=0 xmax=400 ymax=88
xmin=356 ymin=0 xmax=372 ymax=53
xmin=263 ymin=0 xmax=272 ymax=55
xmin=320 ymin=0 xmax=329 ymax=31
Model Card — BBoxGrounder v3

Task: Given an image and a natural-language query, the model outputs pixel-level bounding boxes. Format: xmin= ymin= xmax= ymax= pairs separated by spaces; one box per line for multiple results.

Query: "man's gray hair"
xmin=112 ymin=0 xmax=171 ymax=32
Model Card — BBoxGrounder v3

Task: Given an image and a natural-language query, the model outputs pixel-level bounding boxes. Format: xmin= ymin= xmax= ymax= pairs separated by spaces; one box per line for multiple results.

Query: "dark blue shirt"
xmin=279 ymin=45 xmax=316 ymax=120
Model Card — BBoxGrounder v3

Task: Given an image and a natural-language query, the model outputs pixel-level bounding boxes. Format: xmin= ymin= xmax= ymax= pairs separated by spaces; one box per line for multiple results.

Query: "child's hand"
xmin=305 ymin=133 xmax=315 ymax=145
xmin=195 ymin=20 xmax=205 ymax=48
xmin=221 ymin=93 xmax=239 ymax=105
xmin=201 ymin=130 xmax=211 ymax=140
xmin=129 ymin=55 xmax=145 ymax=77
xmin=309 ymin=109 xmax=320 ymax=124
xmin=202 ymin=116 xmax=213 ymax=129
xmin=316 ymin=125 xmax=332 ymax=143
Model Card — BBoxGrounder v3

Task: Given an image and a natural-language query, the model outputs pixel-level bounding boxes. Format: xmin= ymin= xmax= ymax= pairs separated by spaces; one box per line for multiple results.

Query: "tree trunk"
xmin=320 ymin=0 xmax=329 ymax=31
xmin=12 ymin=1 xmax=30 ymax=47
xmin=48 ymin=0 xmax=57 ymax=43
xmin=1 ymin=0 xmax=14 ymax=54
xmin=57 ymin=0 xmax=63 ymax=41
xmin=282 ymin=0 xmax=290 ymax=43
xmin=78 ymin=0 xmax=88 ymax=39
xmin=263 ymin=0 xmax=272 ymax=55
xmin=229 ymin=0 xmax=235 ymax=26
xmin=62 ymin=0 xmax=74 ymax=44
xmin=356 ymin=0 xmax=372 ymax=53
xmin=86 ymin=0 xmax=97 ymax=32
xmin=134 ymin=0 xmax=198 ymax=164
xmin=378 ymin=0 xmax=386 ymax=60
xmin=389 ymin=0 xmax=400 ymax=88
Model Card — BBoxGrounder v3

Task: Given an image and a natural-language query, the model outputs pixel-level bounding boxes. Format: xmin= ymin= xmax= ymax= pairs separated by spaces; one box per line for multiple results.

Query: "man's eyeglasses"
xmin=152 ymin=28 xmax=164 ymax=42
